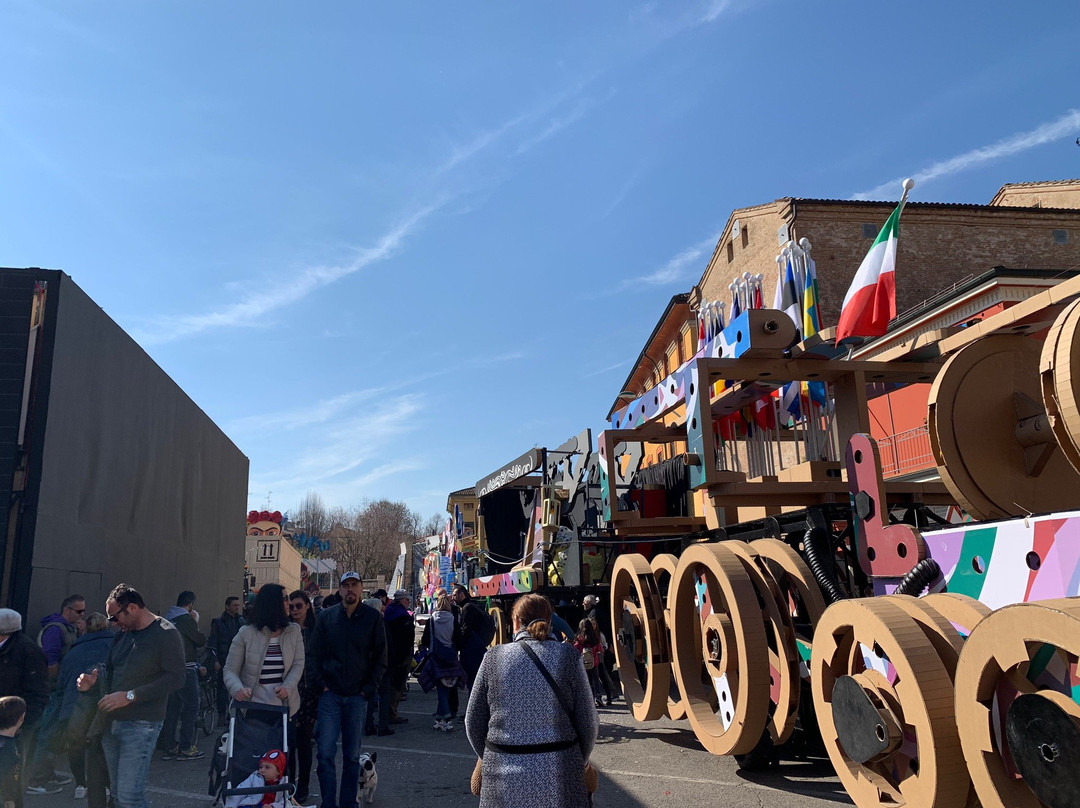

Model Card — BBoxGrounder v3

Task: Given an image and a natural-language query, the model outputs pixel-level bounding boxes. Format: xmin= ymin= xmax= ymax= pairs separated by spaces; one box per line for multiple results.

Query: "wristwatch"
xmin=125 ymin=690 xmax=135 ymax=703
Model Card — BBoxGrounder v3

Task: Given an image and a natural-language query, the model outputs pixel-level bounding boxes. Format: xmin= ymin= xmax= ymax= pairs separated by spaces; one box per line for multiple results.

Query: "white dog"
xmin=356 ymin=752 xmax=378 ymax=805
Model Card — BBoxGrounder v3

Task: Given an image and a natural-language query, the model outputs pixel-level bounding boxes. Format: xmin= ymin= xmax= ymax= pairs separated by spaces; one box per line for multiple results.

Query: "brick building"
xmin=609 ymin=178 xmax=1080 ymax=473
xmin=612 ymin=180 xmax=1080 ymax=415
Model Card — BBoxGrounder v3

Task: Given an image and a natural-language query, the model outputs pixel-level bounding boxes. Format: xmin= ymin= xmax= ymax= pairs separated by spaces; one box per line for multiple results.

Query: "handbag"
xmin=470 ymin=642 xmax=599 ymax=798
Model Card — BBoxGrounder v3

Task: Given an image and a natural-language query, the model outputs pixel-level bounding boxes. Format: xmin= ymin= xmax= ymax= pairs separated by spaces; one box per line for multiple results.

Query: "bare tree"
xmin=421 ymin=513 xmax=445 ymax=537
xmin=292 ymin=491 xmax=330 ymax=540
xmin=326 ymin=499 xmax=434 ymax=581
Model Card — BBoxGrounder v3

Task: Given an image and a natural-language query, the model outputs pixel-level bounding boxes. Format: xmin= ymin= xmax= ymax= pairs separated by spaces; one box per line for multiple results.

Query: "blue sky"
xmin=2 ymin=1 xmax=1078 ymax=521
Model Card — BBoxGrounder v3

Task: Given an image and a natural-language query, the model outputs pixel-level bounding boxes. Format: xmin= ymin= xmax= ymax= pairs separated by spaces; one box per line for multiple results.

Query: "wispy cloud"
xmin=227 ymin=390 xmax=383 ymax=434
xmin=583 ymin=360 xmax=627 ymax=379
xmin=620 ymin=232 xmax=720 ymax=290
xmin=464 ymin=351 xmax=526 ymax=367
xmin=134 ymin=201 xmax=444 ymax=344
xmin=700 ymin=0 xmax=733 ymax=23
xmin=248 ymin=393 xmax=422 ymax=495
xmin=515 ymin=99 xmax=594 ymax=156
xmin=853 ymin=109 xmax=1080 ymax=201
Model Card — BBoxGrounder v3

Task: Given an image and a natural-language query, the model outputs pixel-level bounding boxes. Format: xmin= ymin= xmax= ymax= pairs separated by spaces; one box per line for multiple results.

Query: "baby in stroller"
xmin=225 ymin=750 xmax=288 ymax=808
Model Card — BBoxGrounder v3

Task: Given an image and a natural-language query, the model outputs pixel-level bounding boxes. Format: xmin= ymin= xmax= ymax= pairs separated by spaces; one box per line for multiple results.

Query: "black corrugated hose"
xmin=802 ymin=527 xmax=847 ymax=604
xmin=894 ymin=558 xmax=941 ymax=597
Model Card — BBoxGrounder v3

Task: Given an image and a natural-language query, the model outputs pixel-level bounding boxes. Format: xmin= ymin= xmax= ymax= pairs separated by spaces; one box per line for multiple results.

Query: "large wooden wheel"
xmin=811 ymin=598 xmax=969 ymax=808
xmin=669 ymin=543 xmax=769 ymax=755
xmin=611 ymin=554 xmax=670 ymax=721
xmin=954 ymin=598 xmax=1080 ymax=808
xmin=1040 ymin=298 xmax=1080 ymax=474
xmin=929 ymin=335 xmax=1080 ymax=519
xmin=651 ymin=553 xmax=687 ymax=720
xmin=725 ymin=541 xmax=801 ymax=744
xmin=752 ymin=538 xmax=828 ymax=677
xmin=489 ymin=607 xmax=509 ymax=646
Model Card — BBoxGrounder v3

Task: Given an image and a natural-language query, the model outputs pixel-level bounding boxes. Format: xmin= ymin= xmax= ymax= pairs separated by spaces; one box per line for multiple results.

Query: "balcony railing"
xmin=877 ymin=424 xmax=936 ymax=477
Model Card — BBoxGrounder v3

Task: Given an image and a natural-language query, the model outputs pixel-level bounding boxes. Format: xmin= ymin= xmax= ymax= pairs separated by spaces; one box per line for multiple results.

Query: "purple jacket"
xmin=38 ymin=613 xmax=77 ymax=667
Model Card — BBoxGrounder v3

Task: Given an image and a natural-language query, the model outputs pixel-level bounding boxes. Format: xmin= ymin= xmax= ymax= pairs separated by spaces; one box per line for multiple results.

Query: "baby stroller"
xmin=209 ymin=701 xmax=293 ymax=807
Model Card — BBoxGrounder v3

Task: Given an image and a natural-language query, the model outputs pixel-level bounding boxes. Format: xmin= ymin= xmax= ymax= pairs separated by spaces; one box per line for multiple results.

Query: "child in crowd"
xmin=0 ymin=697 xmax=27 ymax=808
xmin=225 ymin=749 xmax=289 ymax=808
xmin=572 ymin=620 xmax=606 ymax=708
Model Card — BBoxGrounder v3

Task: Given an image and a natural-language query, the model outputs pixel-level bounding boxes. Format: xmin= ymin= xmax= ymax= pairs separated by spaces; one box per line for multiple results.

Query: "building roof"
xmin=608 ymin=293 xmax=691 ymax=418
xmin=447 ymin=486 xmax=475 ymax=498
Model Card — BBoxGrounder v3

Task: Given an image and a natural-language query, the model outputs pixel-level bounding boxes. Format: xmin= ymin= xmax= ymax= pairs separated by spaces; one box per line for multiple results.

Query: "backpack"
xmin=476 ymin=608 xmax=497 ymax=647
xmin=581 ymin=647 xmax=596 ymax=670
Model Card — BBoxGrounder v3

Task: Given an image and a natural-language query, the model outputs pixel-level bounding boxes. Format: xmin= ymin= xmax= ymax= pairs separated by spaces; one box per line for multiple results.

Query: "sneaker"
xmin=73 ymin=786 xmax=87 ymax=800
xmin=161 ymin=746 xmax=181 ymax=761
xmin=432 ymin=719 xmax=446 ymax=731
xmin=177 ymin=746 xmax=205 ymax=761
xmin=375 ymin=727 xmax=394 ymax=737
xmin=53 ymin=774 xmax=74 ymax=786
xmin=442 ymin=719 xmax=455 ymax=732
xmin=26 ymin=782 xmax=64 ymax=796
xmin=389 ymin=716 xmax=409 ymax=725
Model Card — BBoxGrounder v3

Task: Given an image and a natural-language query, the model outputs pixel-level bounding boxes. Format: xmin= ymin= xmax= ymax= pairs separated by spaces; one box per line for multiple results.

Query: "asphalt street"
xmin=27 ymin=680 xmax=852 ymax=808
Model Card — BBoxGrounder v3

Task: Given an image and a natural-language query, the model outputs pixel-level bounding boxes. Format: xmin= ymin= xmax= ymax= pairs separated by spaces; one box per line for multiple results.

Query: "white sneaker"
xmin=432 ymin=719 xmax=445 ymax=731
xmin=73 ymin=787 xmax=87 ymax=800
xmin=442 ymin=719 xmax=455 ymax=732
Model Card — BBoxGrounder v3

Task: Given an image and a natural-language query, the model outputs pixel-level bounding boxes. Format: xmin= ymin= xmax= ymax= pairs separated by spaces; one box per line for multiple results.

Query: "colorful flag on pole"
xmin=802 ymin=256 xmax=820 ymax=339
xmin=780 ymin=257 xmax=801 ymax=339
xmin=836 ymin=198 xmax=907 ymax=343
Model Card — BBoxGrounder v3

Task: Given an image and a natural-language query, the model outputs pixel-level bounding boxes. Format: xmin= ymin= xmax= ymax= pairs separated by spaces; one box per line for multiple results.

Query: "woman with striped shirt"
xmin=224 ymin=584 xmax=305 ymax=716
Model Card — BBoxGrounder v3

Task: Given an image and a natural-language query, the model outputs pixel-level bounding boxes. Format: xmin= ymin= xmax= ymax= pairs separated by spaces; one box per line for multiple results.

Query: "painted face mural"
xmin=247 ymin=510 xmax=283 ymax=536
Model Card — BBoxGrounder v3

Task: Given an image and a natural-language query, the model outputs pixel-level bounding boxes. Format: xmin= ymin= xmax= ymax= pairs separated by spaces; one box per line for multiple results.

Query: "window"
xmin=862 ymin=223 xmax=877 ymax=238
xmin=740 ymin=226 xmax=749 ymax=248
xmin=1053 ymin=229 xmax=1069 ymax=245
xmin=727 ymin=241 xmax=734 ymax=262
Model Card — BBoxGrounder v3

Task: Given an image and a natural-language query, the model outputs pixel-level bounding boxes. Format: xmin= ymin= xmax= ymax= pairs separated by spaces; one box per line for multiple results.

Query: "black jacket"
xmin=307 ymin=603 xmax=387 ymax=698
xmin=382 ymin=603 xmax=414 ymax=665
xmin=0 ymin=633 xmax=49 ymax=726
xmin=209 ymin=613 xmax=245 ymax=663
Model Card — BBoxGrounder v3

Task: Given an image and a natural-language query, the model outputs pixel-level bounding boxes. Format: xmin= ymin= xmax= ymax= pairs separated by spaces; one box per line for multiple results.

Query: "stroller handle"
xmin=229 ymin=699 xmax=289 ymax=714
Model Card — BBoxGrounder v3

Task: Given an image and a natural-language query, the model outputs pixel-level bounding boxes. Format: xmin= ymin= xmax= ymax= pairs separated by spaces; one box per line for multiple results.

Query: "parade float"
xmin=463 ymin=185 xmax=1080 ymax=808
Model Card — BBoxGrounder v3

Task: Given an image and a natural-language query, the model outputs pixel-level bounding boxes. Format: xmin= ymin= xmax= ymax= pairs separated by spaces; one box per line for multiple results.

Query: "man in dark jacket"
xmin=159 ymin=591 xmax=206 ymax=761
xmin=308 ymin=572 xmax=387 ymax=808
xmin=382 ymin=591 xmax=414 ymax=725
xmin=451 ymin=585 xmax=490 ymax=688
xmin=0 ymin=610 xmax=49 ymax=797
xmin=28 ymin=595 xmax=84 ymax=794
xmin=77 ymin=583 xmax=184 ymax=808
xmin=208 ymin=596 xmax=244 ymax=717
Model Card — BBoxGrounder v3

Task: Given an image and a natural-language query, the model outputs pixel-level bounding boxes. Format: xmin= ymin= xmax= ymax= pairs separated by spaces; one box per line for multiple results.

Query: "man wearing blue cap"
xmin=307 ymin=572 xmax=387 ymax=808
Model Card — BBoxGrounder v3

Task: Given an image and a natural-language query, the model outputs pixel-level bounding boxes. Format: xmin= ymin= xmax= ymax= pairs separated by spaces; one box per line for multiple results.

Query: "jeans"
xmin=435 ymin=683 xmax=451 ymax=720
xmin=161 ymin=667 xmax=199 ymax=750
xmin=101 ymin=720 xmax=163 ymax=808
xmin=363 ymin=672 xmax=391 ymax=731
xmin=315 ymin=691 xmax=366 ymax=808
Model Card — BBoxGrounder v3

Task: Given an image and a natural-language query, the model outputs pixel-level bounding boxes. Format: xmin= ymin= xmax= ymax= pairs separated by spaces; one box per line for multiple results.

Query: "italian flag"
xmin=836 ymin=200 xmax=905 ymax=343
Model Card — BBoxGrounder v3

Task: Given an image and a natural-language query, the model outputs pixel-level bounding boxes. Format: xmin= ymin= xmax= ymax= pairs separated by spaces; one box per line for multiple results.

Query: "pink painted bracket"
xmin=846 ymin=433 xmax=926 ymax=577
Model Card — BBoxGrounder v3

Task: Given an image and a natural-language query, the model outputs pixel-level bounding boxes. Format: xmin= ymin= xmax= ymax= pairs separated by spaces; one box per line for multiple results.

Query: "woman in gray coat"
xmin=466 ymin=594 xmax=598 ymax=808
xmin=223 ymin=584 xmax=305 ymax=717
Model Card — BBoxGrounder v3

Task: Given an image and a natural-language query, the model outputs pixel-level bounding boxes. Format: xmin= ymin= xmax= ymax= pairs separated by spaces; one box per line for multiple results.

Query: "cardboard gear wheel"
xmin=810 ymin=598 xmax=971 ymax=808
xmin=1040 ymin=298 xmax=1080 ymax=474
xmin=669 ymin=543 xmax=770 ymax=755
xmin=611 ymin=553 xmax=671 ymax=722
xmin=751 ymin=538 xmax=828 ymax=674
xmin=489 ymin=606 xmax=509 ymax=646
xmin=724 ymin=541 xmax=801 ymax=744
xmin=954 ymin=598 xmax=1080 ymax=808
xmin=920 ymin=592 xmax=991 ymax=639
xmin=928 ymin=335 xmax=1080 ymax=520
xmin=650 ymin=553 xmax=687 ymax=721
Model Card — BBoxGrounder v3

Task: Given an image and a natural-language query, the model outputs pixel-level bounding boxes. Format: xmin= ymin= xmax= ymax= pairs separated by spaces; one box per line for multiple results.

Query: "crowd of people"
xmin=0 ymin=576 xmax=618 ymax=808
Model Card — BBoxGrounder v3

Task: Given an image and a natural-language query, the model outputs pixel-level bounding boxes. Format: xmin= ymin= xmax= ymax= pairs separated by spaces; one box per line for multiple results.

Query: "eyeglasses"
xmin=107 ymin=606 xmax=129 ymax=623
xmin=288 ymin=602 xmax=305 ymax=610
xmin=72 ymin=608 xmax=85 ymax=614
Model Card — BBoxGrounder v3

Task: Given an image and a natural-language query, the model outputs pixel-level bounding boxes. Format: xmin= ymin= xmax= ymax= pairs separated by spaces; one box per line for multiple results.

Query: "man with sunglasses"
xmin=25 ymin=595 xmax=85 ymax=795
xmin=76 ymin=583 xmax=184 ymax=808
